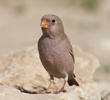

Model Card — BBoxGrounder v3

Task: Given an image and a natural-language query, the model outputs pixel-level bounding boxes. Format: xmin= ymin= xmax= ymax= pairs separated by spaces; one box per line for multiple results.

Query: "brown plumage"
xmin=38 ymin=14 xmax=79 ymax=93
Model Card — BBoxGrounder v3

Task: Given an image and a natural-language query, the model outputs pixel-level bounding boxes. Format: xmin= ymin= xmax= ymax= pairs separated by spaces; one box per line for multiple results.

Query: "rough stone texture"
xmin=0 ymin=45 xmax=101 ymax=100
xmin=0 ymin=85 xmax=80 ymax=100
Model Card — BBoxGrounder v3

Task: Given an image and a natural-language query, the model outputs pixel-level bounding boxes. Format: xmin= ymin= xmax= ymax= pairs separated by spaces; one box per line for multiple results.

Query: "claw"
xmin=54 ymin=89 xmax=67 ymax=94
xmin=45 ymin=90 xmax=51 ymax=94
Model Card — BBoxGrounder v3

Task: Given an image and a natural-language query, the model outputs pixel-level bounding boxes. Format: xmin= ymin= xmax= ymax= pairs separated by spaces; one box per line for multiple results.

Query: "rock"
xmin=0 ymin=85 xmax=79 ymax=100
xmin=0 ymin=45 xmax=101 ymax=100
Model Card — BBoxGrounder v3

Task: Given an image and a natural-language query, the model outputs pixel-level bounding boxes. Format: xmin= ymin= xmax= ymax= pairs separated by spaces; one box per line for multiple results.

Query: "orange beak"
xmin=41 ymin=19 xmax=49 ymax=29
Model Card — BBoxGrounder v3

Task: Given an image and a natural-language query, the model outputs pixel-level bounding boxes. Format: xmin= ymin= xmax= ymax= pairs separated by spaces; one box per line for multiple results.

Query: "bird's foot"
xmin=45 ymin=90 xmax=51 ymax=94
xmin=54 ymin=89 xmax=67 ymax=94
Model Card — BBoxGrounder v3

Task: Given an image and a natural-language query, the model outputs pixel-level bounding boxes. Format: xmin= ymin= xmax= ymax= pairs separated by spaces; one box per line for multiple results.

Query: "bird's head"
xmin=40 ymin=14 xmax=64 ymax=38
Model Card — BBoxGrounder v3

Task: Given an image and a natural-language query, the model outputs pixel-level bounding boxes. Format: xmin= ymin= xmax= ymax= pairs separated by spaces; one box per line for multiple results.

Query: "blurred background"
xmin=0 ymin=0 xmax=110 ymax=99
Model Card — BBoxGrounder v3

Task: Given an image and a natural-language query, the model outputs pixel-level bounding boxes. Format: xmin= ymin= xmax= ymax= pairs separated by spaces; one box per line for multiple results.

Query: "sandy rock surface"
xmin=0 ymin=45 xmax=101 ymax=100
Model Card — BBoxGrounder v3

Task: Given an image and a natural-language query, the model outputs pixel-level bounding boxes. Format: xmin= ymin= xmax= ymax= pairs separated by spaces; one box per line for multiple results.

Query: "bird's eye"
xmin=52 ymin=19 xmax=55 ymax=23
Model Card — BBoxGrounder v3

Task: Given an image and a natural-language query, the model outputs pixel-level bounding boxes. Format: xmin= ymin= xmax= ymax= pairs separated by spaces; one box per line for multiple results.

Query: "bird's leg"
xmin=45 ymin=80 xmax=53 ymax=93
xmin=55 ymin=74 xmax=68 ymax=93
xmin=45 ymin=75 xmax=54 ymax=93
xmin=59 ymin=80 xmax=66 ymax=92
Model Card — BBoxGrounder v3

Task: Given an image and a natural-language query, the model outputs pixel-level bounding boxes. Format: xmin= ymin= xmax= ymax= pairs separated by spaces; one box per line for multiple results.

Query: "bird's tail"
xmin=68 ymin=77 xmax=79 ymax=86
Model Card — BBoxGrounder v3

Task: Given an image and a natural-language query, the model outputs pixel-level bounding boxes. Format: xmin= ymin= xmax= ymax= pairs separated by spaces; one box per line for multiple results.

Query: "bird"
xmin=38 ymin=14 xmax=79 ymax=93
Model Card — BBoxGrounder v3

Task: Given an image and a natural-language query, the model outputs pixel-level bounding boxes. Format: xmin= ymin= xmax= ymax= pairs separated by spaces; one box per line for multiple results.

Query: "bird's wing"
xmin=69 ymin=47 xmax=76 ymax=78
xmin=64 ymin=35 xmax=75 ymax=63
xmin=69 ymin=47 xmax=75 ymax=63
